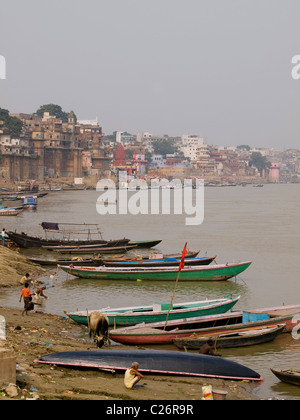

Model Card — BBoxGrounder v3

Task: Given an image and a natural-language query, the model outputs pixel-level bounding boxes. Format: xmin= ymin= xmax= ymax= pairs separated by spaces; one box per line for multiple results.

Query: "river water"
xmin=0 ymin=183 xmax=300 ymax=400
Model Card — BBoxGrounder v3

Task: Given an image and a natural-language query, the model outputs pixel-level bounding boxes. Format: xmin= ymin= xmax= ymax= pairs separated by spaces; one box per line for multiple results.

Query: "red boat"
xmin=109 ymin=303 xmax=300 ymax=345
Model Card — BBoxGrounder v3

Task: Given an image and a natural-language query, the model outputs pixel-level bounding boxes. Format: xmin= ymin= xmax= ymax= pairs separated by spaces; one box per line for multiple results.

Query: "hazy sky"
xmin=1 ymin=0 xmax=300 ymax=150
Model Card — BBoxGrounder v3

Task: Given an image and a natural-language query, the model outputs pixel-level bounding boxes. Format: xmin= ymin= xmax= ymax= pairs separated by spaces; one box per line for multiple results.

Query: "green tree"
xmin=0 ymin=108 xmax=23 ymax=136
xmin=250 ymin=152 xmax=271 ymax=176
xmin=237 ymin=145 xmax=251 ymax=151
xmin=152 ymin=139 xmax=178 ymax=157
xmin=145 ymin=149 xmax=152 ymax=163
xmin=125 ymin=148 xmax=134 ymax=159
xmin=36 ymin=104 xmax=71 ymax=122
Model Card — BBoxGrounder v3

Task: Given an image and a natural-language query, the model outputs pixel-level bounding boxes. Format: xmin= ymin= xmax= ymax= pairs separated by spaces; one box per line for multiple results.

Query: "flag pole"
xmin=163 ymin=242 xmax=187 ymax=331
xmin=163 ymin=270 xmax=181 ymax=330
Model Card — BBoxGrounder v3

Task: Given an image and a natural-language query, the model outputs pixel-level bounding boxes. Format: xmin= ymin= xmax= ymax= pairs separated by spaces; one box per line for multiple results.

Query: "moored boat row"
xmin=9 ymin=221 xmax=293 ymax=385
xmin=106 ymin=303 xmax=300 ymax=345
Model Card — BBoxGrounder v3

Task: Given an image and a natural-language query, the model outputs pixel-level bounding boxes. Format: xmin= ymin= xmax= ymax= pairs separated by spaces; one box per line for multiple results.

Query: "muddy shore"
xmin=0 ymin=306 xmax=261 ymax=401
xmin=0 ymin=247 xmax=260 ymax=400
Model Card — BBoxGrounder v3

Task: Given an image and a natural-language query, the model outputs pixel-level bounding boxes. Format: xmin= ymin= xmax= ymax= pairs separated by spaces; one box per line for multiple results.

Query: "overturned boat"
xmin=35 ymin=349 xmax=262 ymax=381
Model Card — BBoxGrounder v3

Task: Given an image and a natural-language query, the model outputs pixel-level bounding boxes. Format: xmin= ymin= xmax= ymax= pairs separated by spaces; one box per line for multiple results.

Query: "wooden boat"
xmin=35 ymin=349 xmax=262 ymax=381
xmin=128 ymin=240 xmax=162 ymax=248
xmin=271 ymin=368 xmax=300 ymax=386
xmin=0 ymin=208 xmax=23 ymax=216
xmin=21 ymin=195 xmax=37 ymax=209
xmin=99 ymin=256 xmax=216 ymax=268
xmin=43 ymin=243 xmax=111 ymax=251
xmin=108 ymin=303 xmax=300 ymax=345
xmin=95 ymin=250 xmax=200 ymax=264
xmin=28 ymin=256 xmax=95 ymax=266
xmin=65 ymin=295 xmax=240 ymax=327
xmin=7 ymin=225 xmax=131 ymax=248
xmin=53 ymin=244 xmax=138 ymax=255
xmin=58 ymin=261 xmax=252 ymax=281
xmin=173 ymin=324 xmax=286 ymax=350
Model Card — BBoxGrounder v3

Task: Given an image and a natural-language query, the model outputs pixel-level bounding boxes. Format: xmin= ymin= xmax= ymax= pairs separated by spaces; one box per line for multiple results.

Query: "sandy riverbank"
xmin=0 ymin=246 xmax=46 ymax=288
xmin=0 ymin=307 xmax=261 ymax=401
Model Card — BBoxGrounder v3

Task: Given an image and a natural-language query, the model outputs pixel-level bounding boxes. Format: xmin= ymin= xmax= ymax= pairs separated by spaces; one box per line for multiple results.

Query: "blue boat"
xmin=21 ymin=195 xmax=37 ymax=209
xmin=35 ymin=349 xmax=262 ymax=381
xmin=99 ymin=255 xmax=216 ymax=267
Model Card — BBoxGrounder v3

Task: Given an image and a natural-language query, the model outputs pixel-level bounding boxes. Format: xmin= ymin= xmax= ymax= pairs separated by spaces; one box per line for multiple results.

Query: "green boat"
xmin=59 ymin=261 xmax=252 ymax=281
xmin=65 ymin=295 xmax=240 ymax=327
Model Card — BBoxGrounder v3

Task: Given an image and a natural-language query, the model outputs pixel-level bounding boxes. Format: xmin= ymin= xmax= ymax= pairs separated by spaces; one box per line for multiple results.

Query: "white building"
xmin=77 ymin=117 xmax=99 ymax=126
xmin=180 ymin=134 xmax=205 ymax=161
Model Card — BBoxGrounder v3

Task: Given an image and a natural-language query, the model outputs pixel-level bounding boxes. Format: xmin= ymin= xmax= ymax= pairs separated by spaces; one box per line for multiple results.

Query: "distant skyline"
xmin=1 ymin=0 xmax=300 ymax=150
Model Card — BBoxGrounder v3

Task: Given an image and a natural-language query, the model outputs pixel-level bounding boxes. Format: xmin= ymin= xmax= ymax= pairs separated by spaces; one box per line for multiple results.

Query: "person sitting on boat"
xmin=124 ymin=362 xmax=144 ymax=389
xmin=199 ymin=339 xmax=222 ymax=357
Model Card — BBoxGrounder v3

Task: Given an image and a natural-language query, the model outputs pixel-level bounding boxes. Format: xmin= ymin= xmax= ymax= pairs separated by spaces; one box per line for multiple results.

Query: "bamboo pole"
xmin=163 ymin=242 xmax=187 ymax=331
xmin=163 ymin=269 xmax=181 ymax=331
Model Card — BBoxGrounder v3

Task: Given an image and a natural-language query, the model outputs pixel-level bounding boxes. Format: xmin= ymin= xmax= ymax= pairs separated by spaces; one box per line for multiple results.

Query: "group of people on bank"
xmin=19 ymin=273 xmax=48 ymax=316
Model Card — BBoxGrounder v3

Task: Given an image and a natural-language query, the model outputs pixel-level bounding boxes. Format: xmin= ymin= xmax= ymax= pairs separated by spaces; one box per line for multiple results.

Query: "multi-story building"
xmin=2 ymin=111 xmax=110 ymax=182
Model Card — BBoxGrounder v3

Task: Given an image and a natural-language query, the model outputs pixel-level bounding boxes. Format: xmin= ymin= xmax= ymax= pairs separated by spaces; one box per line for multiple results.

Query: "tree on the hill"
xmin=36 ymin=104 xmax=72 ymax=122
xmin=0 ymin=108 xmax=23 ymax=136
xmin=249 ymin=152 xmax=271 ymax=176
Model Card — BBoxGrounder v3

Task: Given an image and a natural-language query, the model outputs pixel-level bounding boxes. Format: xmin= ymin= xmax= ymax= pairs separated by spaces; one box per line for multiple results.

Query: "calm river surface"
xmin=1 ymin=183 xmax=300 ymax=400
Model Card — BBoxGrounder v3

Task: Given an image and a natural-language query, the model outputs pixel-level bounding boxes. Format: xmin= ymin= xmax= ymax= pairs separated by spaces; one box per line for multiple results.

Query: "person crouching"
xmin=124 ymin=362 xmax=144 ymax=389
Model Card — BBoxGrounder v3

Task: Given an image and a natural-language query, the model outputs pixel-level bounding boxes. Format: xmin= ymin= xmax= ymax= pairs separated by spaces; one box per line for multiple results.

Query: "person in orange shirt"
xmin=19 ymin=283 xmax=32 ymax=316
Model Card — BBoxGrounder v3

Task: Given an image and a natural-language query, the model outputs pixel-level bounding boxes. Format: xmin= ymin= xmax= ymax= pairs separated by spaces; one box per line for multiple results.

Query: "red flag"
xmin=179 ymin=242 xmax=188 ymax=272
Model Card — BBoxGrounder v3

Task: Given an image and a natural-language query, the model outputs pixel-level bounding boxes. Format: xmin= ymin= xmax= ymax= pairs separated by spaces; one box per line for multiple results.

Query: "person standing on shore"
xmin=124 ymin=362 xmax=144 ymax=389
xmin=1 ymin=228 xmax=6 ymax=247
xmin=19 ymin=283 xmax=32 ymax=316
xmin=33 ymin=285 xmax=48 ymax=304
xmin=20 ymin=273 xmax=32 ymax=285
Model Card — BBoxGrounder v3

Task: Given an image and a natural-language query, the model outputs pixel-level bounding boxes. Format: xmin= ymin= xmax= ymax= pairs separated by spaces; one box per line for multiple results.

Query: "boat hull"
xmin=59 ymin=261 xmax=252 ymax=281
xmin=67 ymin=296 xmax=240 ymax=327
xmin=173 ymin=324 xmax=286 ymax=349
xmin=28 ymin=257 xmax=95 ymax=266
xmin=109 ymin=304 xmax=300 ymax=345
xmin=0 ymin=209 xmax=23 ymax=216
xmin=271 ymin=369 xmax=300 ymax=386
xmin=35 ymin=349 xmax=262 ymax=381
xmin=93 ymin=251 xmax=200 ymax=265
xmin=101 ymin=256 xmax=216 ymax=268
xmin=55 ymin=245 xmax=138 ymax=254
xmin=128 ymin=240 xmax=162 ymax=248
xmin=7 ymin=231 xmax=130 ymax=248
